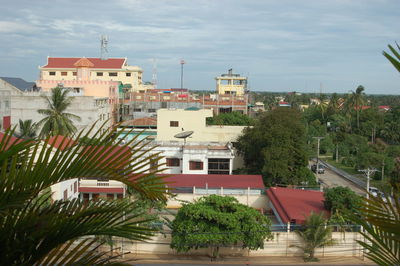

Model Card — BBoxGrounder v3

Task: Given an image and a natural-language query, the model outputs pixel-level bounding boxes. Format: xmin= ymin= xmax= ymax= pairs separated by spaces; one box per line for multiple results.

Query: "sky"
xmin=0 ymin=0 xmax=399 ymax=94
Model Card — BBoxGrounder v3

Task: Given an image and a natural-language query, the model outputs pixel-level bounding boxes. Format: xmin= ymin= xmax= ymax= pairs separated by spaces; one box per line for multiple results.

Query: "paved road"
xmin=309 ymin=161 xmax=365 ymax=195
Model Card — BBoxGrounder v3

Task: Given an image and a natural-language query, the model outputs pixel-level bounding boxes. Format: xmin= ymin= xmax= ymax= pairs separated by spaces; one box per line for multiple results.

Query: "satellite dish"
xmin=174 ymin=131 xmax=194 ymax=139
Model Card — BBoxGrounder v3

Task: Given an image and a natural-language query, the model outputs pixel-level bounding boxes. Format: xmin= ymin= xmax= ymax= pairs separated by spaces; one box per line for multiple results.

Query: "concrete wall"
xmin=10 ymin=92 xmax=111 ymax=135
xmin=51 ymin=179 xmax=79 ymax=201
xmin=105 ymin=231 xmax=363 ymax=258
xmin=156 ymin=109 xmax=246 ymax=143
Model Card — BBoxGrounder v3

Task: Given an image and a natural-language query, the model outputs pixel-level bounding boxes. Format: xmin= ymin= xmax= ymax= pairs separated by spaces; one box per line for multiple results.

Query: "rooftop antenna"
xmin=152 ymin=58 xmax=157 ymax=89
xmin=100 ymin=35 xmax=108 ymax=60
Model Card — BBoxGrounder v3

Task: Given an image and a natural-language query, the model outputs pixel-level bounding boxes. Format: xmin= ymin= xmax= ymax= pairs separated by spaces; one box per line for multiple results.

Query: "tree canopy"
xmin=206 ymin=111 xmax=254 ymax=126
xmin=236 ymin=107 xmax=315 ymax=186
xmin=170 ymin=195 xmax=273 ymax=259
xmin=323 ymin=186 xmax=362 ymax=214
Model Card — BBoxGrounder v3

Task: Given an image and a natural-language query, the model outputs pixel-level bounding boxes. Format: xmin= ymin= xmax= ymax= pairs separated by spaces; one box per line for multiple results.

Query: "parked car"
xmin=311 ymin=164 xmax=325 ymax=174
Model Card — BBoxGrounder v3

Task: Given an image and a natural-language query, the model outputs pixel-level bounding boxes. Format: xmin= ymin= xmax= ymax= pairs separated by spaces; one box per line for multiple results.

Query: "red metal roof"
xmin=79 ymin=187 xmax=124 ymax=193
xmin=162 ymin=174 xmax=265 ymax=189
xmin=122 ymin=117 xmax=157 ymax=127
xmin=266 ymin=187 xmax=328 ymax=224
xmin=42 ymin=57 xmax=126 ymax=69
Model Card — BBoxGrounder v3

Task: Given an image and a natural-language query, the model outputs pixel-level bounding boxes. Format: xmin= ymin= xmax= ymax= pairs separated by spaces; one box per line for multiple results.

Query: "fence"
xmin=94 ymin=228 xmax=365 ymax=258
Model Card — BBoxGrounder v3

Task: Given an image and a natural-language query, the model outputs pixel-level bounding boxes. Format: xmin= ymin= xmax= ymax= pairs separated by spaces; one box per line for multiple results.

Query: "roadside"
xmin=125 ymin=253 xmax=375 ymax=265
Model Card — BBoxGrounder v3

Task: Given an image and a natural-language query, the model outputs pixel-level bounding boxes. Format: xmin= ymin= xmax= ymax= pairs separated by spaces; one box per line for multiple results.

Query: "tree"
xmin=323 ymin=186 xmax=362 ymax=214
xmin=383 ymin=42 xmax=400 ymax=73
xmin=347 ymin=85 xmax=366 ymax=130
xmin=16 ymin=119 xmax=38 ymax=139
xmin=292 ymin=212 xmax=335 ymax=262
xmin=170 ymin=195 xmax=273 ymax=259
xmin=236 ymin=107 xmax=315 ymax=186
xmin=0 ymin=126 xmax=167 ymax=264
xmin=37 ymin=86 xmax=81 ymax=137
xmin=206 ymin=111 xmax=254 ymax=126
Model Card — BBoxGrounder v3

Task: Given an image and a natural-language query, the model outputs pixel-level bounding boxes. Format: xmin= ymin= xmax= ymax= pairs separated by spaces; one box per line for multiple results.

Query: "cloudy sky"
xmin=0 ymin=0 xmax=399 ymax=94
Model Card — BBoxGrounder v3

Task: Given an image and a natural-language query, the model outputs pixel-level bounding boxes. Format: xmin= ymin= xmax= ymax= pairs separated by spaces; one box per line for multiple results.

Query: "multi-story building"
xmin=0 ymin=76 xmax=112 ymax=135
xmin=37 ymin=57 xmax=153 ymax=93
xmin=215 ymin=69 xmax=248 ymax=96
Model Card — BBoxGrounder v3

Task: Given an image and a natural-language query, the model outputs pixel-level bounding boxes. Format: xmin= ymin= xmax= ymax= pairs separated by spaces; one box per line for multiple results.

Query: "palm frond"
xmin=383 ymin=42 xmax=400 ymax=73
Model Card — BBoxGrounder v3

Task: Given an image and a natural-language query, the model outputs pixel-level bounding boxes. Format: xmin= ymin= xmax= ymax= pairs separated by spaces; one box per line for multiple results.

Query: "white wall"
xmin=51 ymin=179 xmax=79 ymax=201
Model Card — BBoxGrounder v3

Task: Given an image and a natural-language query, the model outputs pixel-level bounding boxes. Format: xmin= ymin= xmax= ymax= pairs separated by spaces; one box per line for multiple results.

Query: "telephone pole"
xmin=180 ymin=59 xmax=185 ymax=90
xmin=359 ymin=168 xmax=378 ymax=200
xmin=313 ymin=137 xmax=324 ymax=175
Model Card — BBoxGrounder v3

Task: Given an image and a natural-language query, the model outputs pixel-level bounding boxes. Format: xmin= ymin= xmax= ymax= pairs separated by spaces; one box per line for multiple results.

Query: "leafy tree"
xmin=16 ymin=119 xmax=38 ymax=139
xmin=292 ymin=212 xmax=334 ymax=262
xmin=0 ymin=126 xmax=167 ymax=264
xmin=37 ymin=86 xmax=81 ymax=137
xmin=323 ymin=186 xmax=362 ymax=214
xmin=237 ymin=107 xmax=315 ymax=186
xmin=206 ymin=111 xmax=254 ymax=126
xmin=170 ymin=195 xmax=273 ymax=259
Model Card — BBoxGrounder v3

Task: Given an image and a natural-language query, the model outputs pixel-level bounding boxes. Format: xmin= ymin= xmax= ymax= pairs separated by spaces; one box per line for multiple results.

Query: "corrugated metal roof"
xmin=0 ymin=77 xmax=35 ymax=91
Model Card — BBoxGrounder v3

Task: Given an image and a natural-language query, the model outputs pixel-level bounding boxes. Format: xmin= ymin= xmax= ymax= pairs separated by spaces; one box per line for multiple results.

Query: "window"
xmin=148 ymin=108 xmax=156 ymax=113
xmin=190 ymin=161 xmax=203 ymax=170
xmin=63 ymin=189 xmax=68 ymax=200
xmin=49 ymin=71 xmax=56 ymax=76
xmin=96 ymin=72 xmax=103 ymax=76
xmin=109 ymin=72 xmax=117 ymax=76
xmin=74 ymin=181 xmax=77 ymax=193
xmin=166 ymin=158 xmax=180 ymax=167
xmin=126 ymin=72 xmax=131 ymax=77
xmin=61 ymin=71 xmax=68 ymax=76
xmin=170 ymin=121 xmax=179 ymax=127
xmin=73 ymin=72 xmax=77 ymax=76
xmin=150 ymin=159 xmax=158 ymax=170
xmin=208 ymin=158 xmax=230 ymax=175
xmin=133 ymin=108 xmax=142 ymax=112
xmin=107 ymin=194 xmax=115 ymax=200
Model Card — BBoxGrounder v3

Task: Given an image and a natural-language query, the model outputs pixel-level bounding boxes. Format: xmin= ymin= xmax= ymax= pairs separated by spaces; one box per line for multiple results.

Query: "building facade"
xmin=215 ymin=69 xmax=248 ymax=96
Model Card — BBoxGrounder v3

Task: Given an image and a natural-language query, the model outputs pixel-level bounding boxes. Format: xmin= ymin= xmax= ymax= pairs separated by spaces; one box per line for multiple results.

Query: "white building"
xmin=150 ymin=141 xmax=234 ymax=175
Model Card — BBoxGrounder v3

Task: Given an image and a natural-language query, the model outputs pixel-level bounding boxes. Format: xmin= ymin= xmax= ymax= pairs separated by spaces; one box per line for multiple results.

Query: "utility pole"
xmin=313 ymin=137 xmax=324 ymax=175
xmin=359 ymin=168 xmax=378 ymax=200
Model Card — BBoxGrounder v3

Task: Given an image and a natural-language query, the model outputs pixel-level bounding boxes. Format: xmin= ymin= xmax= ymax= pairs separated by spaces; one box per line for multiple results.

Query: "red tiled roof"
xmin=122 ymin=117 xmax=157 ymax=127
xmin=162 ymin=174 xmax=265 ymax=189
xmin=79 ymin=187 xmax=124 ymax=193
xmin=47 ymin=135 xmax=77 ymax=150
xmin=42 ymin=57 xmax=126 ymax=69
xmin=0 ymin=132 xmax=23 ymax=150
xmin=266 ymin=187 xmax=328 ymax=224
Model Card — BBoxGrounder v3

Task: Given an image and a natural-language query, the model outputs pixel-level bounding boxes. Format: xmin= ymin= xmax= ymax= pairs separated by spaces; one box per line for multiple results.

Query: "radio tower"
xmin=100 ymin=35 xmax=108 ymax=60
xmin=152 ymin=58 xmax=157 ymax=89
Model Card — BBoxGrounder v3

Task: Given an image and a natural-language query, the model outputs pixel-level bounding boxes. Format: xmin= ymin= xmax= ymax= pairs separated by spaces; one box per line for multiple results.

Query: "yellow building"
xmin=215 ymin=69 xmax=248 ymax=96
xmin=37 ymin=57 xmax=152 ymax=93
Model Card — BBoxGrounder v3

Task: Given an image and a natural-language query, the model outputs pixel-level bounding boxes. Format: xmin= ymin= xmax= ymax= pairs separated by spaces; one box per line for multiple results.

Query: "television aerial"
xmin=174 ymin=130 xmax=193 ymax=145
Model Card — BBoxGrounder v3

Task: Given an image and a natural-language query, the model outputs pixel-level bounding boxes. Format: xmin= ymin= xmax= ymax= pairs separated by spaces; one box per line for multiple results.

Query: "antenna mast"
xmin=152 ymin=58 xmax=157 ymax=89
xmin=100 ymin=35 xmax=108 ymax=60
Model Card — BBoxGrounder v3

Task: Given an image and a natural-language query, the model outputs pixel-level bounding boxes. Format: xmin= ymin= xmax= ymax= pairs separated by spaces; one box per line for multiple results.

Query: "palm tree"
xmin=37 ymin=86 xmax=81 ymax=137
xmin=347 ymin=85 xmax=366 ymax=130
xmin=292 ymin=212 xmax=335 ymax=261
xmin=0 ymin=125 xmax=168 ymax=264
xmin=349 ymin=186 xmax=400 ymax=265
xmin=16 ymin=119 xmax=38 ymax=139
xmin=383 ymin=42 xmax=400 ymax=73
